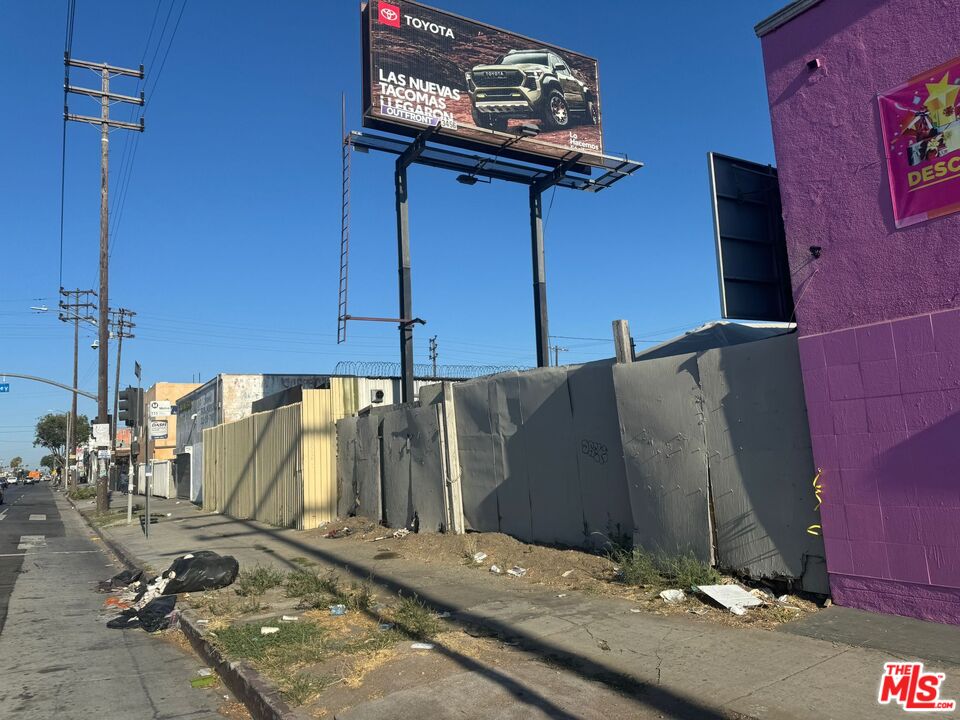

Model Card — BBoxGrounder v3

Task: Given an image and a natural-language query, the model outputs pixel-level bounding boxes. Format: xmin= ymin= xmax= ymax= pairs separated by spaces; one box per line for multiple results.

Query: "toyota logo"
xmin=380 ymin=7 xmax=398 ymax=21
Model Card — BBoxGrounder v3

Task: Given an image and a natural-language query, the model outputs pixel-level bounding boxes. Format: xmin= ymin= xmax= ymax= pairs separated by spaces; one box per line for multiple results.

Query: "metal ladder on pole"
xmin=337 ymin=95 xmax=351 ymax=344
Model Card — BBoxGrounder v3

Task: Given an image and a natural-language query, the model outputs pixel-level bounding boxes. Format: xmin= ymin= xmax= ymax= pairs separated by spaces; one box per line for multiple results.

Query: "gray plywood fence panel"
xmin=406 ymin=405 xmax=446 ymax=533
xmin=336 ymin=416 xmax=359 ymax=518
xmin=613 ymin=354 xmax=713 ymax=562
xmin=381 ymin=410 xmax=412 ymax=528
xmin=567 ymin=362 xmax=634 ymax=547
xmin=698 ymin=334 xmax=829 ymax=594
xmin=514 ymin=369 xmax=583 ymax=546
xmin=453 ymin=377 xmax=506 ymax=532
xmin=356 ymin=414 xmax=383 ymax=522
xmin=491 ymin=374 xmax=534 ymax=540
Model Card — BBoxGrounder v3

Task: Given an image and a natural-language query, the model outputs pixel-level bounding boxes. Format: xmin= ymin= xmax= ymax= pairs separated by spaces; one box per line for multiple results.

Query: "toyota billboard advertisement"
xmin=362 ymin=0 xmax=605 ymax=167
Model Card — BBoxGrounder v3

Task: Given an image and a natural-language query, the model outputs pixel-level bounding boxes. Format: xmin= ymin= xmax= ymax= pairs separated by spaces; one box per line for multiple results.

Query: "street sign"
xmin=134 ymin=361 xmax=141 ymax=380
xmin=0 ymin=383 xmax=9 ymax=393
xmin=97 ymin=449 xmax=111 ymax=460
xmin=148 ymin=400 xmax=172 ymax=418
xmin=148 ymin=420 xmax=168 ymax=439
xmin=92 ymin=423 xmax=110 ymax=448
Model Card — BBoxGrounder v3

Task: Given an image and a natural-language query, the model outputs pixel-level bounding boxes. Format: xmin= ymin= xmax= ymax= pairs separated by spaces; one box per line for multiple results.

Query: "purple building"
xmin=757 ymin=0 xmax=960 ymax=624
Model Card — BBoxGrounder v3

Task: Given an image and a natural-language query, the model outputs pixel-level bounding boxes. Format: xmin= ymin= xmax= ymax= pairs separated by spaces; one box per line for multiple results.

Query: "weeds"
xmin=281 ymin=673 xmax=327 ymax=706
xmin=68 ymin=486 xmax=98 ymax=500
xmin=213 ymin=618 xmax=326 ymax=662
xmin=391 ymin=595 xmax=441 ymax=641
xmin=611 ymin=548 xmax=720 ymax=588
xmin=289 ymin=556 xmax=317 ymax=567
xmin=285 ymin=569 xmax=340 ymax=599
xmin=235 ymin=565 xmax=285 ymax=597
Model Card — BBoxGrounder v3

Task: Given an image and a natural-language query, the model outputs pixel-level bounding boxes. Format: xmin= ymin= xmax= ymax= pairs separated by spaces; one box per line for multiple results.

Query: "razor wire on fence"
xmin=333 ymin=361 xmax=528 ymax=379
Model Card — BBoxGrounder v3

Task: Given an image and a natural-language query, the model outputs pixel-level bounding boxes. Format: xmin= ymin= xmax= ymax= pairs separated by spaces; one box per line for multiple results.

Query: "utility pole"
xmin=65 ymin=55 xmax=144 ymax=511
xmin=429 ymin=336 xmax=438 ymax=377
xmin=612 ymin=319 xmax=635 ymax=363
xmin=109 ymin=308 xmax=136 ymax=488
xmin=59 ymin=288 xmax=97 ymax=489
xmin=549 ymin=344 xmax=568 ymax=367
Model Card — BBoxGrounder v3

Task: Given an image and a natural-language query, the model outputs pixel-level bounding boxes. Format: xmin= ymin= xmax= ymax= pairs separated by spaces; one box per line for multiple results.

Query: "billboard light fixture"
xmin=456 ymin=174 xmax=479 ymax=185
xmin=518 ymin=123 xmax=540 ymax=137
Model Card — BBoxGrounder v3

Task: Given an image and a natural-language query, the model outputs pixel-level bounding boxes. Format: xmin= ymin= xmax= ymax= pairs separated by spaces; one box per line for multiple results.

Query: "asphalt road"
xmin=0 ymin=484 xmax=234 ymax=718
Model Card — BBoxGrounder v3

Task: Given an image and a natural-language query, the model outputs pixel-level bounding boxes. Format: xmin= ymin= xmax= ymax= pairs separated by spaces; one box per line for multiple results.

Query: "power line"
xmin=107 ymin=0 xmax=187 ymax=267
xmin=58 ymin=0 xmax=77 ymax=291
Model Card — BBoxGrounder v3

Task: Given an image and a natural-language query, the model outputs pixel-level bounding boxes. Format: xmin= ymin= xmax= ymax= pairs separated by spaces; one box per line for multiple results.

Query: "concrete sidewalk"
xmin=83 ymin=495 xmax=960 ymax=720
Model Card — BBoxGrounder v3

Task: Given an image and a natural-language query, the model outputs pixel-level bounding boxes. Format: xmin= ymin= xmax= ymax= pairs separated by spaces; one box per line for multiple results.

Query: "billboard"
xmin=362 ymin=0 xmax=605 ymax=167
xmin=879 ymin=55 xmax=960 ymax=228
xmin=708 ymin=152 xmax=794 ymax=322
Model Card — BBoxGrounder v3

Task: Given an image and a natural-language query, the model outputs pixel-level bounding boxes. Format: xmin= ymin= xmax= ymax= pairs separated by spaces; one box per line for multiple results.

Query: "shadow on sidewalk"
xmin=148 ymin=513 xmax=730 ymax=719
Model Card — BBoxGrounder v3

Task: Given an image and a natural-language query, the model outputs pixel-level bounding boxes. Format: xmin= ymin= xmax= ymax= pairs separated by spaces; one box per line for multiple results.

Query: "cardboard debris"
xmin=472 ymin=552 xmax=487 ymax=563
xmin=697 ymin=584 xmax=763 ymax=614
xmin=506 ymin=566 xmax=527 ymax=578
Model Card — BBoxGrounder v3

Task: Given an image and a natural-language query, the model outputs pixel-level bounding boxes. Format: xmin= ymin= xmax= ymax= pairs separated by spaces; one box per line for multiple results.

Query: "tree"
xmin=10 ymin=456 xmax=22 ymax=469
xmin=40 ymin=455 xmax=56 ymax=471
xmin=34 ymin=413 xmax=90 ymax=472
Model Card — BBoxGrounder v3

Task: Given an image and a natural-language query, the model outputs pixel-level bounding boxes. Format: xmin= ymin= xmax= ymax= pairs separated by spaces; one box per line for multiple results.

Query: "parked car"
xmin=465 ymin=48 xmax=598 ymax=132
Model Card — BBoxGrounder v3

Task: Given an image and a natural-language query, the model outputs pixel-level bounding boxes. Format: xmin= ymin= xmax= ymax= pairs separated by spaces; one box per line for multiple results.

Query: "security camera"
xmin=90 ymin=340 xmax=99 ymax=350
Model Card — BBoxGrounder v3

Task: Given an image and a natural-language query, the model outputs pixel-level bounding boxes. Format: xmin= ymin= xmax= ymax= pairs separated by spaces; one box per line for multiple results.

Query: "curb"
xmin=65 ymin=492 xmax=302 ymax=720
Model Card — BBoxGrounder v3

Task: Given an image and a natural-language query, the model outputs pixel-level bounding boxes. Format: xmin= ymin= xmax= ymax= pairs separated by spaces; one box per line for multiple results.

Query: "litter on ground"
xmin=329 ymin=604 xmax=347 ymax=616
xmin=260 ymin=626 xmax=279 ymax=635
xmin=506 ymin=566 xmax=527 ymax=578
xmin=472 ymin=551 xmax=487 ymax=563
xmin=489 ymin=564 xmax=502 ymax=574
xmin=410 ymin=642 xmax=434 ymax=650
xmin=697 ymin=583 xmax=763 ymax=615
xmin=659 ymin=589 xmax=686 ymax=604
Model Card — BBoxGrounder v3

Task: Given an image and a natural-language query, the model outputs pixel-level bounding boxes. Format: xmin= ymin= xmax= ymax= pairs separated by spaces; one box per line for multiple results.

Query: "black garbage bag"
xmin=161 ymin=552 xmax=239 ymax=595
xmin=111 ymin=568 xmax=143 ymax=588
xmin=138 ymin=595 xmax=177 ymax=632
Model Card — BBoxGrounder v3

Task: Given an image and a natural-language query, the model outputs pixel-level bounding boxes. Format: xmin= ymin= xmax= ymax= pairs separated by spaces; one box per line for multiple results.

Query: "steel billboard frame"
xmin=341 ymin=127 xmax=641 ymax=401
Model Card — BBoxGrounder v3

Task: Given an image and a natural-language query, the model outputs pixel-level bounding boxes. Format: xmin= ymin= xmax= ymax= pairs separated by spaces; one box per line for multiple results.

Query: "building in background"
xmin=142 ymin=382 xmax=200 ymax=462
xmin=757 ymin=0 xmax=960 ymax=624
xmin=175 ymin=374 xmax=431 ymax=505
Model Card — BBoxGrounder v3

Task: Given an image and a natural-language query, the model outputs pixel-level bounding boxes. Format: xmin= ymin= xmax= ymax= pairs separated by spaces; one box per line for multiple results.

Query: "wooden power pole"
xmin=58 ymin=288 xmax=96 ymax=488
xmin=65 ymin=56 xmax=145 ymax=510
xmin=109 ymin=308 xmax=136 ymax=485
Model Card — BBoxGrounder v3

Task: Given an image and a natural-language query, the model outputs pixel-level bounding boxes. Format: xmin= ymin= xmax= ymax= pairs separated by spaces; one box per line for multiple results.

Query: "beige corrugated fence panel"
xmin=200 ymin=386 xmax=352 ymax=531
xmin=301 ymin=387 xmax=353 ymax=530
xmin=253 ymin=403 xmax=301 ymax=529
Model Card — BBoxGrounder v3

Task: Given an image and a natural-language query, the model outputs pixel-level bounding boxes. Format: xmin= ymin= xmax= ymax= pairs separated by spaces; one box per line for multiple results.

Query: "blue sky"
xmin=0 ymin=0 xmax=785 ymax=465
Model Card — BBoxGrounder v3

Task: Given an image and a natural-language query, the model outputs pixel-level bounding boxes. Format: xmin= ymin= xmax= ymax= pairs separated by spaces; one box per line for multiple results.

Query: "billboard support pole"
xmin=529 ymin=156 xmax=580 ymax=367
xmin=529 ymin=186 xmax=549 ymax=367
xmin=394 ymin=126 xmax=437 ymax=402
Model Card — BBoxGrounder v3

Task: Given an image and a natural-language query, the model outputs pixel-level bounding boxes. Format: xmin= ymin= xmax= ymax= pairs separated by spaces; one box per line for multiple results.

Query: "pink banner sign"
xmin=879 ymin=56 xmax=960 ymax=228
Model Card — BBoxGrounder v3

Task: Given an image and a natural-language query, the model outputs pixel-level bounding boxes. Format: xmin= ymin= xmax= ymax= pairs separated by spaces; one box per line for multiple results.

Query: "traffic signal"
xmin=118 ymin=386 xmax=143 ymax=427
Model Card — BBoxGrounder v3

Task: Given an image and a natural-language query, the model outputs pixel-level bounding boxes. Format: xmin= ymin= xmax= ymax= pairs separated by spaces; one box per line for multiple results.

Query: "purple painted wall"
xmin=759 ymin=0 xmax=960 ymax=624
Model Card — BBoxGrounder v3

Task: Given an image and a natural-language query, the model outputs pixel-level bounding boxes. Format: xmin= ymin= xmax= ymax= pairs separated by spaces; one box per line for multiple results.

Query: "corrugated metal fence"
xmin=203 ymin=384 xmax=356 ymax=530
